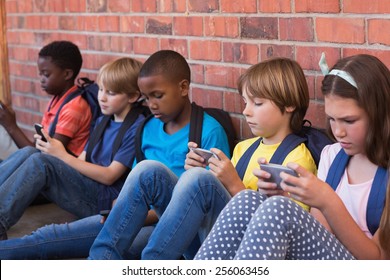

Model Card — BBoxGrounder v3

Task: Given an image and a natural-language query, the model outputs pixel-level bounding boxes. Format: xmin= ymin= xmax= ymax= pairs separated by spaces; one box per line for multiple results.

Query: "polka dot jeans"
xmin=195 ymin=189 xmax=354 ymax=260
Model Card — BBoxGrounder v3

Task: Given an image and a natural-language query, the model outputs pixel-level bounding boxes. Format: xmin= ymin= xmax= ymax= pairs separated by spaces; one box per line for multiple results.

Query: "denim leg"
xmin=234 ymin=196 xmax=355 ymax=260
xmin=0 ymin=153 xmax=99 ymax=234
xmin=142 ymin=167 xmax=232 ymax=260
xmin=195 ymin=189 xmax=267 ymax=260
xmin=0 ymin=147 xmax=39 ymax=185
xmin=88 ymin=160 xmax=177 ymax=260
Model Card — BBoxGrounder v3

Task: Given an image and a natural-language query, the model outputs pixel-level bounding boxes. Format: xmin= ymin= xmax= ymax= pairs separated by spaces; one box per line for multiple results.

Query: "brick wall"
xmin=4 ymin=0 xmax=390 ymax=140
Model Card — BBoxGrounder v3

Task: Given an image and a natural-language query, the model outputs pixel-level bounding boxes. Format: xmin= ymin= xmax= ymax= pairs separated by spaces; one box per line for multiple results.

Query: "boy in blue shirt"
xmin=0 ymin=50 xmax=230 ymax=259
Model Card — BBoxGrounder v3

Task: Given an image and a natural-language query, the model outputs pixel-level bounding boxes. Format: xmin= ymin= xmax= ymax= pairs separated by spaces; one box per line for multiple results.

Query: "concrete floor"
xmin=7 ymin=203 xmax=76 ymax=239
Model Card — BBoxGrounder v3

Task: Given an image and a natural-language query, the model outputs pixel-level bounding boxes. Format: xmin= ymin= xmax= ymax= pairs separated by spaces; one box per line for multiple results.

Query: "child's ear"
xmin=128 ymin=91 xmax=141 ymax=103
xmin=285 ymin=106 xmax=296 ymax=113
xmin=179 ymin=79 xmax=190 ymax=97
xmin=63 ymin=69 xmax=74 ymax=81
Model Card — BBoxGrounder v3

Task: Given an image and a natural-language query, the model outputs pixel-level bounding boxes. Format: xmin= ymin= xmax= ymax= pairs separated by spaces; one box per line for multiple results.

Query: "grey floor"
xmin=7 ymin=203 xmax=76 ymax=238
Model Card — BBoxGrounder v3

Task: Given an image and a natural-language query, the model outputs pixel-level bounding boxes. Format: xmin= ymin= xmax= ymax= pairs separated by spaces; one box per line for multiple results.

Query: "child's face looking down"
xmin=242 ymin=88 xmax=293 ymax=145
xmin=325 ymin=94 xmax=369 ymax=156
xmin=37 ymin=56 xmax=71 ymax=96
xmin=138 ymin=74 xmax=189 ymax=124
xmin=97 ymin=85 xmax=135 ymax=121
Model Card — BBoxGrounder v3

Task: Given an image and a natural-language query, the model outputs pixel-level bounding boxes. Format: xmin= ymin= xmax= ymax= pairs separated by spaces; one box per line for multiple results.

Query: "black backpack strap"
xmin=134 ymin=114 xmax=154 ymax=163
xmin=325 ymin=149 xmax=350 ymax=190
xmin=189 ymin=102 xmax=203 ymax=147
xmin=269 ymin=134 xmax=306 ymax=165
xmin=111 ymin=106 xmax=145 ymax=161
xmin=85 ymin=115 xmax=111 ymax=163
xmin=367 ymin=167 xmax=388 ymax=235
xmin=235 ymin=138 xmax=262 ymax=180
xmin=48 ymin=89 xmax=82 ymax=136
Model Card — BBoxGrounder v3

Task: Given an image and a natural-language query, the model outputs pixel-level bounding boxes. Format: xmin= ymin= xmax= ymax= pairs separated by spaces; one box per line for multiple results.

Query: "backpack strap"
xmin=269 ymin=134 xmax=306 ymax=165
xmin=326 ymin=149 xmax=388 ymax=235
xmin=134 ymin=114 xmax=154 ymax=163
xmin=189 ymin=102 xmax=203 ymax=148
xmin=86 ymin=105 xmax=146 ymax=163
xmin=48 ymin=89 xmax=82 ymax=137
xmin=235 ymin=138 xmax=262 ymax=180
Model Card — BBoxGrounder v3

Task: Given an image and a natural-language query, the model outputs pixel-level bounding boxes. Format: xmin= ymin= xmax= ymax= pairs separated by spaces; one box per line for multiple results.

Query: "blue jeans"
xmin=0 ymin=147 xmax=102 ymax=235
xmin=89 ymin=160 xmax=232 ymax=260
xmin=0 ymin=214 xmax=155 ymax=259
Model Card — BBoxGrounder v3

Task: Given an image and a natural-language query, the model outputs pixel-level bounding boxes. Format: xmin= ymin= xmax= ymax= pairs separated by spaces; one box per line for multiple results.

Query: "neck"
xmin=164 ymin=101 xmax=192 ymax=135
xmin=114 ymin=105 xmax=132 ymax=122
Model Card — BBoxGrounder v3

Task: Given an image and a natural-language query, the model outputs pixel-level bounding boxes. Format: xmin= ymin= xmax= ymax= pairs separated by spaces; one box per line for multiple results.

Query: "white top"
xmin=318 ymin=143 xmax=373 ymax=238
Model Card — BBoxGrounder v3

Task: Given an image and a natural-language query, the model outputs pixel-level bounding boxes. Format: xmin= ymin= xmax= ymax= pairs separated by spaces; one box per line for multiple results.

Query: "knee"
xmin=177 ymin=167 xmax=215 ymax=191
xmin=259 ymin=196 xmax=300 ymax=221
xmin=132 ymin=160 xmax=169 ymax=177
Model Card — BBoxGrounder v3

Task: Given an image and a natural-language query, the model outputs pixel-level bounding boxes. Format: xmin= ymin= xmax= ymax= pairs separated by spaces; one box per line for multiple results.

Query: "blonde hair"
xmin=237 ymin=57 xmax=309 ymax=133
xmin=97 ymin=57 xmax=143 ymax=98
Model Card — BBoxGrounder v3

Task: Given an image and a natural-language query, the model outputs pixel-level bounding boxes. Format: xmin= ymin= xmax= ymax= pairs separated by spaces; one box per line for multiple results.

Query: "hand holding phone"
xmin=191 ymin=148 xmax=220 ymax=161
xmin=34 ymin=123 xmax=47 ymax=142
xmin=260 ymin=163 xmax=298 ymax=190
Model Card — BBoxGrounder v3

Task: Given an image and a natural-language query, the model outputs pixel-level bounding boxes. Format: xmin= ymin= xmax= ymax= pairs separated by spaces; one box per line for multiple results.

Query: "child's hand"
xmin=184 ymin=142 xmax=207 ymax=170
xmin=280 ymin=162 xmax=334 ymax=209
xmin=208 ymin=148 xmax=245 ymax=195
xmin=35 ymin=130 xmax=68 ymax=159
xmin=254 ymin=158 xmax=285 ymax=197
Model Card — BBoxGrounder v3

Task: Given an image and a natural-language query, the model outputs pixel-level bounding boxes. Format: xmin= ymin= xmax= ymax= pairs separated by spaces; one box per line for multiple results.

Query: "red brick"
xmin=280 ymin=17 xmax=314 ymax=42
xmin=221 ymin=0 xmax=257 ymax=13
xmin=17 ymin=1 xmax=33 ymax=12
xmin=240 ymin=17 xmax=278 ymax=39
xmin=108 ymin=0 xmax=131 ymax=12
xmin=84 ymin=16 xmax=99 ymax=31
xmin=190 ymin=40 xmax=222 ymax=61
xmin=316 ymin=18 xmax=365 ymax=44
xmin=344 ymin=0 xmax=390 ymax=14
xmin=48 ymin=0 xmax=67 ymax=12
xmin=191 ymin=88 xmax=223 ymax=109
xmin=368 ymin=19 xmax=390 ymax=46
xmin=259 ymin=0 xmax=291 ymax=13
xmin=120 ymin=16 xmax=145 ymax=33
xmin=204 ymin=65 xmax=241 ymax=89
xmin=5 ymin=1 xmax=18 ymax=13
xmin=68 ymin=0 xmax=87 ymax=12
xmin=87 ymin=0 xmax=107 ymax=12
xmin=42 ymin=15 xmax=59 ymax=30
xmin=173 ymin=17 xmax=203 ymax=36
xmin=305 ymin=75 xmax=316 ymax=100
xmin=296 ymin=46 xmax=340 ymax=71
xmin=159 ymin=0 xmax=186 ymax=12
xmin=260 ymin=44 xmax=294 ymax=60
xmin=306 ymin=102 xmax=327 ymax=129
xmin=145 ymin=17 xmax=172 ymax=35
xmin=98 ymin=16 xmax=120 ymax=32
xmin=132 ymin=0 xmax=157 ymax=12
xmin=188 ymin=0 xmax=219 ymax=12
xmin=133 ymin=37 xmax=159 ymax=55
xmin=315 ymin=76 xmax=325 ymax=100
xmin=223 ymin=42 xmax=259 ymax=65
xmin=189 ymin=64 xmax=205 ymax=84
xmin=223 ymin=91 xmax=245 ymax=114
xmin=295 ymin=0 xmax=340 ymax=13
xmin=205 ymin=16 xmax=239 ymax=38
xmin=160 ymin=39 xmax=188 ymax=58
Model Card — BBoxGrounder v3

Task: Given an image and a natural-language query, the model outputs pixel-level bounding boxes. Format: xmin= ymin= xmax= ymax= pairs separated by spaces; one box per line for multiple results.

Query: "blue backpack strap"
xmin=134 ymin=114 xmax=154 ymax=163
xmin=48 ymin=89 xmax=81 ymax=136
xmin=269 ymin=134 xmax=305 ymax=165
xmin=235 ymin=138 xmax=261 ymax=180
xmin=367 ymin=167 xmax=388 ymax=235
xmin=325 ymin=149 xmax=350 ymax=190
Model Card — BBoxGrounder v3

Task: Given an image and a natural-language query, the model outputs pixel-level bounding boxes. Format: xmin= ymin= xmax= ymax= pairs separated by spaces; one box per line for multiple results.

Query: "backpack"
xmin=48 ymin=77 xmax=101 ymax=137
xmin=135 ymin=102 xmax=237 ymax=162
xmin=85 ymin=103 xmax=150 ymax=163
xmin=325 ymin=149 xmax=388 ymax=235
xmin=235 ymin=120 xmax=334 ymax=180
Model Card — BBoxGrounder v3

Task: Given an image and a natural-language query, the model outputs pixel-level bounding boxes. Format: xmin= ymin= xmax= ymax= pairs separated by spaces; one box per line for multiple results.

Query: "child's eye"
xmin=254 ymin=102 xmax=263 ymax=106
xmin=344 ymin=119 xmax=356 ymax=124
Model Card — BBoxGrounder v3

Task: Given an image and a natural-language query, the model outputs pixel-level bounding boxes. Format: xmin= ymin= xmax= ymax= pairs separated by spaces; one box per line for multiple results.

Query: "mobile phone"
xmin=191 ymin=148 xmax=220 ymax=161
xmin=0 ymin=103 xmax=3 ymax=109
xmin=34 ymin=123 xmax=47 ymax=142
xmin=260 ymin=163 xmax=298 ymax=189
xmin=99 ymin=209 xmax=110 ymax=217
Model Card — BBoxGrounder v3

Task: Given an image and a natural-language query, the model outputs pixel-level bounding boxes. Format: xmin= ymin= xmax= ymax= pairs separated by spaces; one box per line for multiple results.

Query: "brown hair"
xmin=97 ymin=57 xmax=143 ymax=98
xmin=237 ymin=57 xmax=309 ymax=133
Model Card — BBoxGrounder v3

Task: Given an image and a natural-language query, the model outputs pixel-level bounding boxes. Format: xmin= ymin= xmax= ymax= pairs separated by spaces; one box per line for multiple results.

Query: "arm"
xmin=36 ymin=131 xmax=128 ymax=186
xmin=281 ymin=163 xmax=386 ymax=259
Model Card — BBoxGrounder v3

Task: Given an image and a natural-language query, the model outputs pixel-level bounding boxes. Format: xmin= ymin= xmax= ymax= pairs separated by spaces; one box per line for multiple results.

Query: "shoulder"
xmin=232 ymin=137 xmax=260 ymax=159
xmin=203 ymin=111 xmax=225 ymax=128
xmin=317 ymin=142 xmax=342 ymax=180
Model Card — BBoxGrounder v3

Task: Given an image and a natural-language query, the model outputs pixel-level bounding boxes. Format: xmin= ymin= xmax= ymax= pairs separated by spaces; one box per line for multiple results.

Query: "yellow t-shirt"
xmin=231 ymin=137 xmax=317 ymax=211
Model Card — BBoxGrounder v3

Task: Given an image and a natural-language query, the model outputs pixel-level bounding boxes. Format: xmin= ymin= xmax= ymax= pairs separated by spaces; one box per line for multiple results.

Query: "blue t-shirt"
xmin=85 ymin=114 xmax=145 ymax=210
xmin=136 ymin=112 xmax=230 ymax=177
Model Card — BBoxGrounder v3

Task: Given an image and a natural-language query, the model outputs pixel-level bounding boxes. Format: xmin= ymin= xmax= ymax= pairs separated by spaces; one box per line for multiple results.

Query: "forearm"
xmin=321 ymin=196 xmax=384 ymax=259
xmin=5 ymin=124 xmax=34 ymax=148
